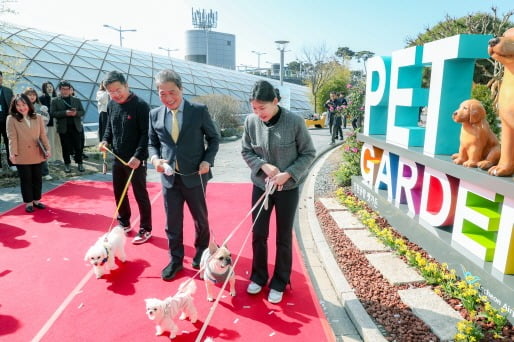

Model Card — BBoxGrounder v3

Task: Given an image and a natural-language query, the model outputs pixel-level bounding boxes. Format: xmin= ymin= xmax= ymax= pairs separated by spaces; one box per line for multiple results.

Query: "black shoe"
xmin=192 ymin=250 xmax=204 ymax=270
xmin=64 ymin=164 xmax=71 ymax=173
xmin=25 ymin=205 xmax=34 ymax=213
xmin=161 ymin=262 xmax=183 ymax=281
xmin=78 ymin=164 xmax=85 ymax=172
xmin=33 ymin=202 xmax=46 ymax=209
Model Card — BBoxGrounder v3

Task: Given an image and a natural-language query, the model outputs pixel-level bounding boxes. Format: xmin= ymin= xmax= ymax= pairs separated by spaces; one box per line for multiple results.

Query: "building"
xmin=185 ymin=30 xmax=235 ymax=70
xmin=0 ymin=23 xmax=312 ymax=128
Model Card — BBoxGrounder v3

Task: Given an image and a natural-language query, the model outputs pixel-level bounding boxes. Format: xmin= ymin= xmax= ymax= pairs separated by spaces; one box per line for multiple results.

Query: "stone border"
xmin=298 ymin=147 xmax=387 ymax=342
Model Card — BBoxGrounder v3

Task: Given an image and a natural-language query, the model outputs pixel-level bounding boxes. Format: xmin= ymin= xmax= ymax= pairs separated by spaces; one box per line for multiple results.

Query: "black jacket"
xmin=0 ymin=85 xmax=14 ymax=121
xmin=103 ymin=93 xmax=149 ymax=162
xmin=50 ymin=96 xmax=85 ymax=134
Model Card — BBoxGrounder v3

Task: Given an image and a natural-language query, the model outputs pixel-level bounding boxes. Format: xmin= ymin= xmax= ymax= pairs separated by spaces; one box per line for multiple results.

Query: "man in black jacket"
xmin=51 ymin=80 xmax=85 ymax=172
xmin=0 ymin=71 xmax=15 ymax=172
xmin=324 ymin=91 xmax=337 ymax=139
xmin=99 ymin=71 xmax=152 ymax=244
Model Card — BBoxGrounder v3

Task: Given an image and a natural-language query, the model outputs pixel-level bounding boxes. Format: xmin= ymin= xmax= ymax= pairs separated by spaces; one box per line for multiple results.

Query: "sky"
xmin=3 ymin=0 xmax=514 ymax=71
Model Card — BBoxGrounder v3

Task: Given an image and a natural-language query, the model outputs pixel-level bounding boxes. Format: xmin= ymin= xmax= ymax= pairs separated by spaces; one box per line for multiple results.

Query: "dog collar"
xmin=206 ymin=264 xmax=232 ymax=283
xmin=99 ymin=246 xmax=109 ymax=266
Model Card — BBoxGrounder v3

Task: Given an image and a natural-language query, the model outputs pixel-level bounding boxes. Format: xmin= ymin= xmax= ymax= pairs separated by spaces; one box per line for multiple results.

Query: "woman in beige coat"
xmin=7 ymin=94 xmax=51 ymax=213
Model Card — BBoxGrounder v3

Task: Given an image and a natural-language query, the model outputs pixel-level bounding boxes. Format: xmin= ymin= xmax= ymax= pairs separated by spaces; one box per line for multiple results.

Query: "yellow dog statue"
xmin=451 ymin=99 xmax=500 ymax=169
xmin=488 ymin=28 xmax=514 ymax=177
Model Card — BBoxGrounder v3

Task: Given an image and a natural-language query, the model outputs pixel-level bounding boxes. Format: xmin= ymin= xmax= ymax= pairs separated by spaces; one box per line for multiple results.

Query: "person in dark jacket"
xmin=50 ymin=80 xmax=84 ymax=172
xmin=0 ymin=71 xmax=15 ymax=172
xmin=99 ymin=71 xmax=152 ymax=245
xmin=324 ymin=91 xmax=338 ymax=141
xmin=148 ymin=69 xmax=220 ymax=280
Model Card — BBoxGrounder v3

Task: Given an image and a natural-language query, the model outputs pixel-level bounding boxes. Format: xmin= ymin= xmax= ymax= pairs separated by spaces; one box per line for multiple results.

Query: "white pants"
xmin=46 ymin=126 xmax=63 ymax=162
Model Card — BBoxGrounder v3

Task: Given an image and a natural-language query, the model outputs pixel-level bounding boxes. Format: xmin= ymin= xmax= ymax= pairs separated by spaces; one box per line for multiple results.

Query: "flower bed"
xmin=323 ymin=187 xmax=514 ymax=341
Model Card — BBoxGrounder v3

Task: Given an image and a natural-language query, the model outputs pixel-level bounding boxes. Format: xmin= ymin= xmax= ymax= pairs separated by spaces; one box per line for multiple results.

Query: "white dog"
xmin=145 ymin=281 xmax=198 ymax=339
xmin=84 ymin=225 xmax=127 ymax=279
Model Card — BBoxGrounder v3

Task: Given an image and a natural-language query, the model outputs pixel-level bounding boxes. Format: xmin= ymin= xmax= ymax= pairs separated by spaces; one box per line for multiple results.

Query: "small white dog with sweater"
xmin=145 ymin=281 xmax=198 ymax=339
xmin=84 ymin=225 xmax=127 ymax=279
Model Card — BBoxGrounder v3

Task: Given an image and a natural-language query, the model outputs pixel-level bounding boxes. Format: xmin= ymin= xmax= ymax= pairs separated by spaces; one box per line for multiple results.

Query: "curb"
xmin=298 ymin=146 xmax=386 ymax=342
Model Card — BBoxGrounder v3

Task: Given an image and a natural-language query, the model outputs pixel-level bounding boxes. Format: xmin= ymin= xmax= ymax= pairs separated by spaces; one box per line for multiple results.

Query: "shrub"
xmin=193 ymin=94 xmax=243 ymax=137
xmin=345 ymin=80 xmax=366 ymax=126
xmin=333 ymin=130 xmax=363 ymax=186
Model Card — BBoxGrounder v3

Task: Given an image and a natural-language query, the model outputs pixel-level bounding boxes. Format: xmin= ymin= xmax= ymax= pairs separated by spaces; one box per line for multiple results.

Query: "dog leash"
xmin=177 ymin=178 xmax=277 ymax=296
xmin=164 ymin=164 xmax=217 ymax=245
xmin=101 ymin=146 xmax=136 ymax=235
xmin=194 ymin=180 xmax=277 ymax=342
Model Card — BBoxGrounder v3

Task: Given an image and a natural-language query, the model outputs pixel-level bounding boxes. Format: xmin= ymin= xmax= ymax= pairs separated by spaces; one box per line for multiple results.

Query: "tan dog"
xmin=488 ymin=28 xmax=514 ymax=176
xmin=199 ymin=242 xmax=236 ymax=302
xmin=451 ymin=99 xmax=500 ymax=169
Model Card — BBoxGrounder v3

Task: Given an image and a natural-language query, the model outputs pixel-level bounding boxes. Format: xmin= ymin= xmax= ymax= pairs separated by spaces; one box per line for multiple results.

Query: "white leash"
xmin=194 ymin=179 xmax=277 ymax=342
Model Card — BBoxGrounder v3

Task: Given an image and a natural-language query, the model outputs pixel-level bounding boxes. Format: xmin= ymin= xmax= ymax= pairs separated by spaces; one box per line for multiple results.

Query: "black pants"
xmin=112 ymin=159 xmax=152 ymax=231
xmin=250 ymin=185 xmax=299 ymax=292
xmin=163 ymin=174 xmax=210 ymax=264
xmin=352 ymin=117 xmax=359 ymax=130
xmin=342 ymin=114 xmax=347 ymax=128
xmin=0 ymin=119 xmax=13 ymax=167
xmin=16 ymin=163 xmax=42 ymax=203
xmin=59 ymin=126 xmax=83 ymax=165
xmin=99 ymin=111 xmax=108 ymax=142
xmin=328 ymin=114 xmax=334 ymax=134
xmin=332 ymin=116 xmax=343 ymax=142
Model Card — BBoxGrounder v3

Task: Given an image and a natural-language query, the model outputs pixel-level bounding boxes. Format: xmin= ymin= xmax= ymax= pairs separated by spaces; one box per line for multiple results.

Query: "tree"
xmin=302 ymin=43 xmax=338 ymax=112
xmin=354 ymin=50 xmax=375 ymax=75
xmin=335 ymin=46 xmax=355 ymax=65
xmin=316 ymin=66 xmax=351 ymax=113
xmin=405 ymin=7 xmax=514 ymax=103
xmin=0 ymin=0 xmax=16 ymax=16
xmin=0 ymin=0 xmax=20 ymax=88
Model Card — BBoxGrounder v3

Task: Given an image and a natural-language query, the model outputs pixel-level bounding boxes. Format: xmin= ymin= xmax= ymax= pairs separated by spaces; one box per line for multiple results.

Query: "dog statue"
xmin=451 ymin=99 xmax=500 ymax=169
xmin=144 ymin=281 xmax=198 ymax=339
xmin=199 ymin=242 xmax=236 ymax=302
xmin=84 ymin=225 xmax=127 ymax=279
xmin=488 ymin=28 xmax=514 ymax=176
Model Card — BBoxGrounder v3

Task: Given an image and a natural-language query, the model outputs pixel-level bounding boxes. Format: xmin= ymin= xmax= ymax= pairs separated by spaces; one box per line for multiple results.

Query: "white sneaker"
xmin=247 ymin=281 xmax=263 ymax=294
xmin=268 ymin=289 xmax=283 ymax=304
xmin=132 ymin=229 xmax=151 ymax=244
xmin=43 ymin=175 xmax=53 ymax=181
xmin=115 ymin=224 xmax=131 ymax=233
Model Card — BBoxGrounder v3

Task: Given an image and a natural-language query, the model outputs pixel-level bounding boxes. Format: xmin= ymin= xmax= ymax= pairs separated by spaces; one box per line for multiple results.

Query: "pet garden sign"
xmin=356 ymin=34 xmax=514 ymax=317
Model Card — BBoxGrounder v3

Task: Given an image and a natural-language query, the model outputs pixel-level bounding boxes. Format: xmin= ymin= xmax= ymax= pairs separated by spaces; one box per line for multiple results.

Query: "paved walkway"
xmin=0 ymin=126 xmax=367 ymax=341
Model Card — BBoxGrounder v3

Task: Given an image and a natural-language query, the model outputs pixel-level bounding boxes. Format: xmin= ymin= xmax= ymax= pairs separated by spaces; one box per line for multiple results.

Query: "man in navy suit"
xmin=149 ymin=69 xmax=220 ymax=281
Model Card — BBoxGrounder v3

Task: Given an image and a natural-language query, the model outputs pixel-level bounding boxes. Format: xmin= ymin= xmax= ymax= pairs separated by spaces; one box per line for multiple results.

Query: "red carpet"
xmin=0 ymin=181 xmax=333 ymax=341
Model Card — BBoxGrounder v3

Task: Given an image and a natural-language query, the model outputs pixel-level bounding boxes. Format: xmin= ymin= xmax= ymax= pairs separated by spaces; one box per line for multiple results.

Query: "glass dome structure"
xmin=0 ymin=23 xmax=312 ymax=124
